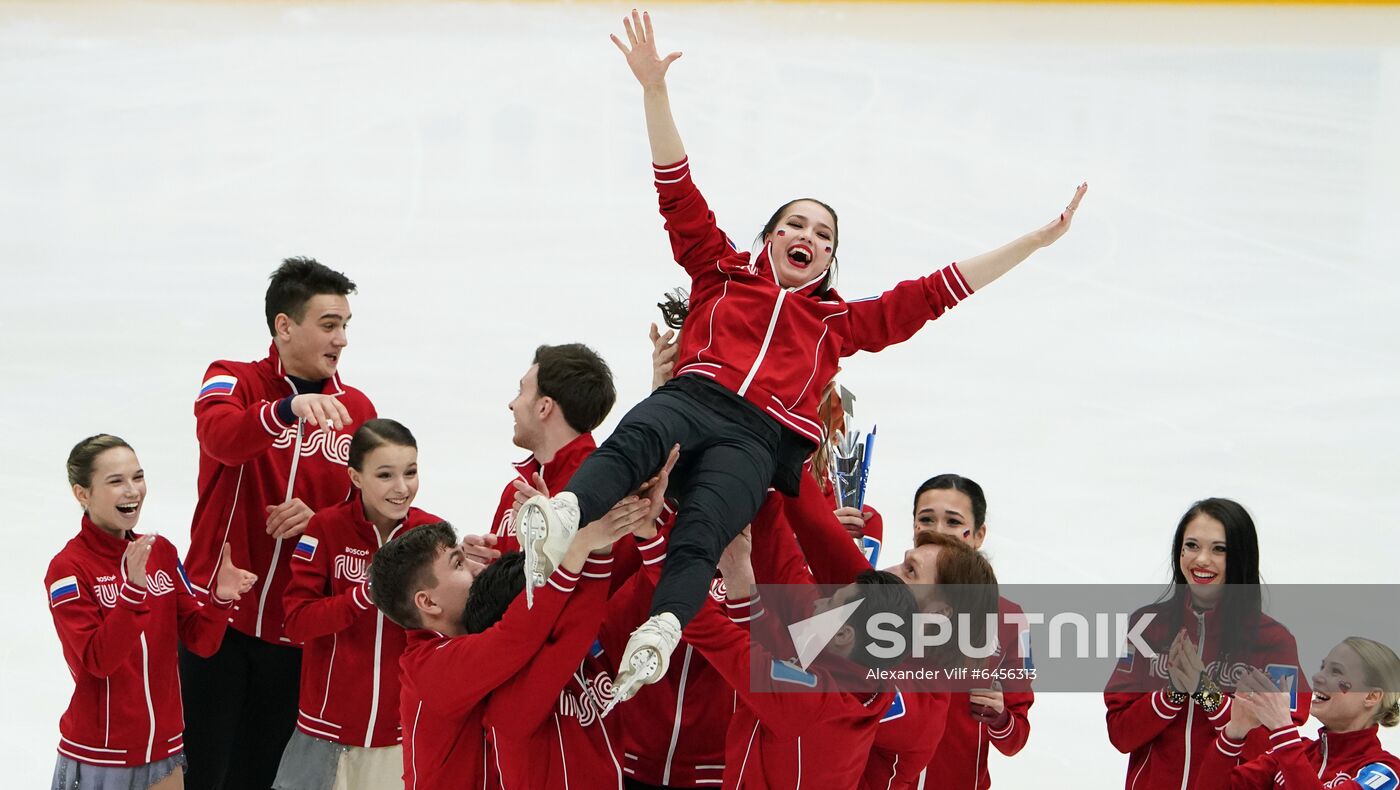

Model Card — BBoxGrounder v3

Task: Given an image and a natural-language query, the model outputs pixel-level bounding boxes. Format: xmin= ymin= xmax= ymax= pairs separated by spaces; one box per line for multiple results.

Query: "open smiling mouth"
xmin=787 ymin=244 xmax=813 ymax=268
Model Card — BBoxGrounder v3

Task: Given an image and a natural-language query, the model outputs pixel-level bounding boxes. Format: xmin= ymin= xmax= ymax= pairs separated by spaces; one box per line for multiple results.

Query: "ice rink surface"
xmin=3 ymin=0 xmax=1399 ymax=785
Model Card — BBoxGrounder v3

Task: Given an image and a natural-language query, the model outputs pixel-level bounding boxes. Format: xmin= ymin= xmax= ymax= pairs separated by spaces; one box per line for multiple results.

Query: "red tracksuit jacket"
xmin=685 ymin=596 xmax=892 ymax=789
xmin=485 ymin=546 xmax=659 ymax=789
xmin=860 ymin=689 xmax=951 ymax=790
xmin=617 ymin=574 xmax=737 ymax=788
xmin=681 ymin=491 xmax=894 ymax=789
xmin=488 ymin=433 xmax=598 ymax=555
xmin=46 ymin=516 xmax=234 ymax=767
xmin=283 ymin=500 xmax=441 ymax=748
xmin=914 ymin=596 xmax=1034 ymax=790
xmin=654 ymin=157 xmax=973 ymax=447
xmin=777 ymin=472 xmax=1033 ymax=789
xmin=486 ymin=432 xmax=640 ymax=585
xmin=1197 ymin=724 xmax=1400 ymax=790
xmin=399 ymin=563 xmax=592 ymax=790
xmin=1105 ymin=601 xmax=1311 ymax=790
xmin=185 ymin=342 xmax=376 ymax=643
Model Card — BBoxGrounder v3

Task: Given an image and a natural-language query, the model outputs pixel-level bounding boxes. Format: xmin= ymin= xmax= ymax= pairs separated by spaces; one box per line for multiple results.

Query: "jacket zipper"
xmin=257 ymin=416 xmax=304 ymax=638
xmin=1180 ymin=610 xmax=1208 ymax=790
xmin=737 ymin=289 xmax=787 ymax=397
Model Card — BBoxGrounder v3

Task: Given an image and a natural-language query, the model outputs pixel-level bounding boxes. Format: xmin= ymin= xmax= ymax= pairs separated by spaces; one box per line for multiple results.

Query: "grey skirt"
xmin=51 ymin=753 xmax=186 ymax=790
xmin=272 ymin=729 xmax=344 ymax=790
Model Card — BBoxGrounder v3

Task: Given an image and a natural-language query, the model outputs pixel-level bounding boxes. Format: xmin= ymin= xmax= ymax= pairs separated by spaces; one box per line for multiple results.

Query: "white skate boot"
xmin=610 ymin=613 xmax=683 ymax=706
xmin=517 ymin=492 xmax=581 ymax=607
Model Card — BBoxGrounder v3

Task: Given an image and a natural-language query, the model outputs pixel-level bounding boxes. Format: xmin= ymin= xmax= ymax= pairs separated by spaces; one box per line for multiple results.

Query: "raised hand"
xmin=610 ymin=9 xmax=682 ymax=89
xmin=291 ymin=393 xmax=353 ymax=431
xmin=266 ymin=498 xmax=314 ymax=538
xmin=511 ymin=472 xmax=552 ymax=512
xmin=1224 ymin=675 xmax=1264 ymax=739
xmin=833 ymin=506 xmax=868 ymax=540
xmin=460 ymin=533 xmax=502 ymax=565
xmin=123 ymin=535 xmax=156 ymax=589
xmin=634 ymin=444 xmax=681 ymax=535
xmin=1032 ymin=182 xmax=1088 ymax=248
xmin=970 ymin=680 xmax=1006 ymax=723
xmin=716 ymin=525 xmax=755 ymax=597
xmin=650 ymin=323 xmax=679 ymax=391
xmin=214 ymin=544 xmax=258 ymax=601
xmin=571 ymin=497 xmax=652 ymax=558
xmin=1237 ymin=669 xmax=1292 ymax=730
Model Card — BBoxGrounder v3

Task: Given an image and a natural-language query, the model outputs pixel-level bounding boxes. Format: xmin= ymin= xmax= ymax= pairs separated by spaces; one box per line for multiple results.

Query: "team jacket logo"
xmin=496 ymin=507 xmax=516 ymax=539
xmin=334 ymin=553 xmax=369 ymax=583
xmin=273 ymin=427 xmax=352 ymax=465
xmin=146 ymin=570 xmax=176 ymax=597
xmin=709 ymin=578 xmax=727 ymax=603
xmin=1148 ymin=653 xmax=1254 ymax=688
xmin=558 ymin=672 xmax=615 ymax=727
xmin=94 ymin=582 xmax=120 ymax=608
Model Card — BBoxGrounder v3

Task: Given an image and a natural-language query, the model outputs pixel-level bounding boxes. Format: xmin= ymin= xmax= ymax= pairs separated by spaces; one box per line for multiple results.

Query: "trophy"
xmin=824 ymin=385 xmax=880 ymax=566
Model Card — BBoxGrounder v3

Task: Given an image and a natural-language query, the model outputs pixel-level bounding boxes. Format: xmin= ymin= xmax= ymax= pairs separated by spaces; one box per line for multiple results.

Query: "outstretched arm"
xmin=611 ymin=10 xmax=685 ymax=165
xmin=957 ymin=183 xmax=1088 ymax=291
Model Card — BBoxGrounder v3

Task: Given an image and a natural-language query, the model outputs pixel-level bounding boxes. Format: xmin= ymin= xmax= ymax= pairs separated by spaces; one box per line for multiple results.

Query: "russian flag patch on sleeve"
xmin=198 ymin=375 xmax=238 ymax=401
xmin=293 ymin=535 xmax=318 ymax=562
xmin=49 ymin=576 xmax=81 ymax=608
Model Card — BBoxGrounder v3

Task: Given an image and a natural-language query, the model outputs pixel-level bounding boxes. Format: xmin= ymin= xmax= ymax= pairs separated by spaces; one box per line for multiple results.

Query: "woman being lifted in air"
xmin=516 ymin=9 xmax=1089 ymax=702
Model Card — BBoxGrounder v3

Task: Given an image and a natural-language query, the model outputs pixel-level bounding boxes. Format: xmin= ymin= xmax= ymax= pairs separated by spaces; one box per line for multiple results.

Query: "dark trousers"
xmin=179 ymin=628 xmax=301 ymax=790
xmin=568 ymin=377 xmax=779 ymax=626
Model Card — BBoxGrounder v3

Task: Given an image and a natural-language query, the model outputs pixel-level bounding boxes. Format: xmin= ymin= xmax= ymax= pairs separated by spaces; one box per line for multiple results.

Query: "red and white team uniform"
xmin=283 ymin=500 xmax=442 ymax=748
xmin=1105 ymin=602 xmax=1311 ymax=790
xmin=775 ymin=472 xmax=1032 ymax=789
xmin=915 ymin=596 xmax=1034 ymax=790
xmin=185 ymin=342 xmax=376 ymax=643
xmin=860 ymin=690 xmax=951 ymax=790
xmin=398 ymin=564 xmax=592 ymax=790
xmin=487 ymin=431 xmax=640 ymax=584
xmin=45 ymin=516 xmax=234 ymax=767
xmin=613 ymin=509 xmax=734 ymax=787
xmin=1197 ymin=723 xmax=1400 ymax=790
xmin=489 ymin=433 xmax=597 ymax=555
xmin=680 ymin=495 xmax=894 ymax=789
xmin=484 ymin=547 xmax=657 ymax=789
xmin=655 ymin=156 xmax=975 ymax=449
xmin=616 ymin=576 xmax=736 ymax=788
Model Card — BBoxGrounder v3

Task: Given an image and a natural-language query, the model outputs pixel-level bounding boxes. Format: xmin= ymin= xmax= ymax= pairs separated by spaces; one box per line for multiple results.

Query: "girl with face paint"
xmin=517 ymin=9 xmax=1089 ymax=706
xmin=1194 ymin=637 xmax=1400 ymax=790
xmin=1104 ymin=498 xmax=1311 ymax=790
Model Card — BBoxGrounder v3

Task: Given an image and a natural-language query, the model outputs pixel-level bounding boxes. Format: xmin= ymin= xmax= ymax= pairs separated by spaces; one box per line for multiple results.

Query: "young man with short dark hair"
xmin=374 ymin=493 xmax=655 ymax=790
xmin=490 ymin=343 xmax=617 ymax=555
xmin=179 ymin=257 xmax=376 ymax=790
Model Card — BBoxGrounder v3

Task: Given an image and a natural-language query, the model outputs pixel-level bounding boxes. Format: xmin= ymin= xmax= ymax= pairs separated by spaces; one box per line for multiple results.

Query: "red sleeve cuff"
xmin=653 ymin=157 xmax=691 ymax=186
xmin=118 ymin=581 xmax=148 ymax=608
xmin=1151 ymin=689 xmax=1185 ymax=720
xmin=1266 ymin=725 xmax=1304 ymax=753
xmin=1216 ymin=729 xmax=1248 ymax=757
xmin=636 ymin=534 xmax=667 ymax=566
xmin=987 ymin=711 xmax=1016 ymax=739
xmin=582 ymin=554 xmax=614 ymax=580
xmin=547 ymin=566 xmax=581 ymax=593
xmin=726 ymin=594 xmax=763 ymax=624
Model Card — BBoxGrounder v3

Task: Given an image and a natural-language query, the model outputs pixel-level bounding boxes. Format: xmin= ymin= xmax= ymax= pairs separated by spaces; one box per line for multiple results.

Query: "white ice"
xmin=2 ymin=1 xmax=1399 ymax=785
